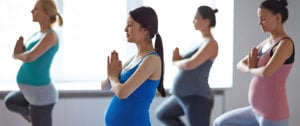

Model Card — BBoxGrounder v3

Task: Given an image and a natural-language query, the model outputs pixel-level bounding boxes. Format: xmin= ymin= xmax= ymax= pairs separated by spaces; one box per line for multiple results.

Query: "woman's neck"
xmin=269 ymin=25 xmax=287 ymax=44
xmin=136 ymin=41 xmax=155 ymax=58
xmin=200 ymin=28 xmax=213 ymax=39
xmin=39 ymin=22 xmax=52 ymax=33
xmin=269 ymin=31 xmax=287 ymax=44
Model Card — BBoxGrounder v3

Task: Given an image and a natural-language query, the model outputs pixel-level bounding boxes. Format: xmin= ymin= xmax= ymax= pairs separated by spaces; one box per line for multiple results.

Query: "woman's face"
xmin=124 ymin=16 xmax=146 ymax=43
xmin=257 ymin=8 xmax=280 ymax=33
xmin=193 ymin=11 xmax=208 ymax=31
xmin=31 ymin=1 xmax=48 ymax=22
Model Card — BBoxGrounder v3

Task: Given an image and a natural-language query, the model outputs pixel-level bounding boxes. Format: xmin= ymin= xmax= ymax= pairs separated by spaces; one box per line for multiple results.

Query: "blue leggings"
xmin=213 ymin=106 xmax=289 ymax=126
xmin=4 ymin=91 xmax=55 ymax=126
xmin=156 ymin=95 xmax=214 ymax=126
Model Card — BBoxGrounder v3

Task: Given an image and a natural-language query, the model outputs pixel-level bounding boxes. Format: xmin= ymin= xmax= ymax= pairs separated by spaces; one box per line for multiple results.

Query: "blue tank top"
xmin=105 ymin=52 xmax=160 ymax=126
xmin=17 ymin=30 xmax=59 ymax=86
xmin=172 ymin=42 xmax=214 ymax=100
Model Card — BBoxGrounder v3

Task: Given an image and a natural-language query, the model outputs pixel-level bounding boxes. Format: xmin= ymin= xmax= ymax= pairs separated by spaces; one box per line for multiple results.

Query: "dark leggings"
xmin=4 ymin=91 xmax=55 ymax=126
xmin=156 ymin=95 xmax=214 ymax=126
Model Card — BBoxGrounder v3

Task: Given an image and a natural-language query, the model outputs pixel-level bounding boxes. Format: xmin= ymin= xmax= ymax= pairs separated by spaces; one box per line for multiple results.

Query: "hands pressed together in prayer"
xmin=107 ymin=50 xmax=122 ymax=81
xmin=13 ymin=36 xmax=25 ymax=58
xmin=172 ymin=47 xmax=182 ymax=62
xmin=248 ymin=47 xmax=258 ymax=69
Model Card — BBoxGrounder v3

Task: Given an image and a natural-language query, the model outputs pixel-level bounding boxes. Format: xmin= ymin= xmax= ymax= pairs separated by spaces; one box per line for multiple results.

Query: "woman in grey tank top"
xmin=156 ymin=6 xmax=219 ymax=126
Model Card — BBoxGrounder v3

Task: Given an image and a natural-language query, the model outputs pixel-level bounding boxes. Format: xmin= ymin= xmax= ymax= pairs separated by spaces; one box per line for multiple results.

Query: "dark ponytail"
xmin=129 ymin=6 xmax=166 ymax=97
xmin=155 ymin=33 xmax=166 ymax=97
xmin=279 ymin=0 xmax=288 ymax=6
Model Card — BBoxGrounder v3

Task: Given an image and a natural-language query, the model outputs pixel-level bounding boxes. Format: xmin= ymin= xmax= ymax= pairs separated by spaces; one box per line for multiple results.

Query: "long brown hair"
xmin=129 ymin=6 xmax=166 ymax=97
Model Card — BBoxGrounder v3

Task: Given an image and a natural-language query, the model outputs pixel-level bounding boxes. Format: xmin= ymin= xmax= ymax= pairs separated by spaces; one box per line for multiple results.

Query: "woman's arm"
xmin=101 ymin=55 xmax=134 ymax=91
xmin=13 ymin=32 xmax=57 ymax=62
xmin=249 ymin=39 xmax=293 ymax=77
xmin=173 ymin=40 xmax=218 ymax=70
xmin=237 ymin=55 xmax=250 ymax=72
xmin=108 ymin=51 xmax=161 ymax=99
xmin=237 ymin=40 xmax=267 ymax=73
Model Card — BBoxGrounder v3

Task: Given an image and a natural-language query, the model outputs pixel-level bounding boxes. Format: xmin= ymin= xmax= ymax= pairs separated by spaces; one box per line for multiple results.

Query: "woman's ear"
xmin=142 ymin=27 xmax=150 ymax=36
xmin=275 ymin=13 xmax=282 ymax=23
xmin=204 ymin=18 xmax=211 ymax=27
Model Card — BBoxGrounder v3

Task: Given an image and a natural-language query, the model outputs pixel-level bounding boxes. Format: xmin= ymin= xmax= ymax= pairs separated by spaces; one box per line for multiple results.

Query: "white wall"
xmin=0 ymin=0 xmax=299 ymax=126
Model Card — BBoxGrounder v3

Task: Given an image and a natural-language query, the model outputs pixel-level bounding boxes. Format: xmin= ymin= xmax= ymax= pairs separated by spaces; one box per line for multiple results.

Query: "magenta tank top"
xmin=249 ymin=38 xmax=294 ymax=120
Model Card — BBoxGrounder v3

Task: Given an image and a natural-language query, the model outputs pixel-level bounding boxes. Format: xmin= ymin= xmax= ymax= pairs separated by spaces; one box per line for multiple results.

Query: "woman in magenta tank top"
xmin=214 ymin=0 xmax=294 ymax=126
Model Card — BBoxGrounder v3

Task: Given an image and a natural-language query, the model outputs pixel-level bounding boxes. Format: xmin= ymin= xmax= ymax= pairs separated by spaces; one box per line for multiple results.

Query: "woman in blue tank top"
xmin=101 ymin=6 xmax=166 ymax=126
xmin=156 ymin=6 xmax=219 ymax=126
xmin=4 ymin=0 xmax=63 ymax=126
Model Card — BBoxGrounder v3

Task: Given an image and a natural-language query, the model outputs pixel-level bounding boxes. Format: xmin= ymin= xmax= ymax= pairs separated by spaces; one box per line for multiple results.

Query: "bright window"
xmin=143 ymin=0 xmax=234 ymax=88
xmin=52 ymin=0 xmax=127 ymax=82
xmin=0 ymin=0 xmax=233 ymax=90
xmin=0 ymin=0 xmax=37 ymax=82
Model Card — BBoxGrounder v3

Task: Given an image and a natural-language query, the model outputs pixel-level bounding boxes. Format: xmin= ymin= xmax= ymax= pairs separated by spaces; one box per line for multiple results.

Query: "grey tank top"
xmin=171 ymin=43 xmax=214 ymax=100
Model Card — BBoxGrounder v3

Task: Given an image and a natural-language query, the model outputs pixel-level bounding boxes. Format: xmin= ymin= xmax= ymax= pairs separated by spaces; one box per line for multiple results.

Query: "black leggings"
xmin=156 ymin=95 xmax=214 ymax=126
xmin=4 ymin=91 xmax=55 ymax=126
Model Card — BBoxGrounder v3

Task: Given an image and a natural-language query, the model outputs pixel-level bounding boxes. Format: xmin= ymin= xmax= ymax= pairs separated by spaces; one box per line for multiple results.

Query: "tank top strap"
xmin=46 ymin=29 xmax=55 ymax=33
xmin=141 ymin=51 xmax=159 ymax=60
xmin=273 ymin=37 xmax=293 ymax=47
xmin=43 ymin=29 xmax=58 ymax=38
xmin=271 ymin=37 xmax=294 ymax=64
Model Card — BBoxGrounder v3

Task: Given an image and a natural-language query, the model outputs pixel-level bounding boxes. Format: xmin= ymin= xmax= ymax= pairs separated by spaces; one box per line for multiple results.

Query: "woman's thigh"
xmin=155 ymin=95 xmax=184 ymax=118
xmin=213 ymin=106 xmax=259 ymax=126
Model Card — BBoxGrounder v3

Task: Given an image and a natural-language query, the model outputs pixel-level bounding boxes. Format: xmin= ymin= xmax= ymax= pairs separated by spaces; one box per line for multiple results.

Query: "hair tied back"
xmin=214 ymin=9 xmax=218 ymax=13
xmin=278 ymin=0 xmax=288 ymax=6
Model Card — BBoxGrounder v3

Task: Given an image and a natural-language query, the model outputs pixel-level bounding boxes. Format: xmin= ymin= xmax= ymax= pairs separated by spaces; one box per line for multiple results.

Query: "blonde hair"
xmin=39 ymin=0 xmax=63 ymax=26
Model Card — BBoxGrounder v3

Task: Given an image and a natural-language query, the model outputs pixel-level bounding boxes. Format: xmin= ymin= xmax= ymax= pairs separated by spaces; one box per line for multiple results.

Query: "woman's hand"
xmin=172 ymin=47 xmax=181 ymax=62
xmin=13 ymin=36 xmax=25 ymax=57
xmin=107 ymin=50 xmax=122 ymax=81
xmin=248 ymin=47 xmax=258 ymax=69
